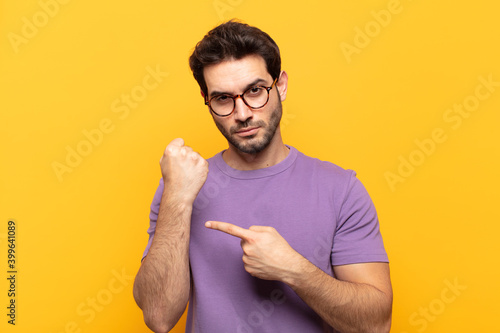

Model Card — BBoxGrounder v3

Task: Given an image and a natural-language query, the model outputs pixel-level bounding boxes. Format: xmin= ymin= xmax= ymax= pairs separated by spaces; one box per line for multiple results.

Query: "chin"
xmin=233 ymin=137 xmax=270 ymax=154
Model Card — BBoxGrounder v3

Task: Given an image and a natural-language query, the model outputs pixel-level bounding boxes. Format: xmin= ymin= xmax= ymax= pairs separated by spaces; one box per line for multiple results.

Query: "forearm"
xmin=286 ymin=259 xmax=392 ymax=333
xmin=133 ymin=192 xmax=192 ymax=332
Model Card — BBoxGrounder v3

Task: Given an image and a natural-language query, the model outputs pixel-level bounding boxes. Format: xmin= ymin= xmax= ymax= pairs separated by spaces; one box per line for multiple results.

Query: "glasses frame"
xmin=205 ymin=78 xmax=278 ymax=117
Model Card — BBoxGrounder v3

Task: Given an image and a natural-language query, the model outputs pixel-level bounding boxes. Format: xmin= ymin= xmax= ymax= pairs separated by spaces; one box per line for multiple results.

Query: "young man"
xmin=133 ymin=20 xmax=392 ymax=333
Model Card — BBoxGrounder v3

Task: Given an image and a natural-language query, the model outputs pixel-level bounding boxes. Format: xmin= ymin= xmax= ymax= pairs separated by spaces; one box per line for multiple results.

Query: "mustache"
xmin=230 ymin=120 xmax=266 ymax=134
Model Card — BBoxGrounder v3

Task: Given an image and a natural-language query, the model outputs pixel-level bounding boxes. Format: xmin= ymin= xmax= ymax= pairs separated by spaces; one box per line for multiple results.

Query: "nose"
xmin=233 ymin=95 xmax=253 ymax=122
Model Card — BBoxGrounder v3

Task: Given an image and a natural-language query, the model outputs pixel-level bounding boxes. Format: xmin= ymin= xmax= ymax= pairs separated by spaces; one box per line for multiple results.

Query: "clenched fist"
xmin=160 ymin=138 xmax=208 ymax=205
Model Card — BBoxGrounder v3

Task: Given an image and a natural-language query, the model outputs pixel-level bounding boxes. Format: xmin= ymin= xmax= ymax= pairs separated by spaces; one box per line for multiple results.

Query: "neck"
xmin=222 ymin=130 xmax=289 ymax=170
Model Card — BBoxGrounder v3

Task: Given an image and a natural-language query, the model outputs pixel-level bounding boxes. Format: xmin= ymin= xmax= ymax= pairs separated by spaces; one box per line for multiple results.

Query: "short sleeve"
xmin=331 ymin=171 xmax=388 ymax=266
xmin=141 ymin=178 xmax=164 ymax=261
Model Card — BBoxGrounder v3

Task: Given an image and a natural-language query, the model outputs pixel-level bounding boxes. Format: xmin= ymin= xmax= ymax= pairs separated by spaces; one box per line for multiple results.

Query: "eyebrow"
xmin=209 ymin=78 xmax=268 ymax=99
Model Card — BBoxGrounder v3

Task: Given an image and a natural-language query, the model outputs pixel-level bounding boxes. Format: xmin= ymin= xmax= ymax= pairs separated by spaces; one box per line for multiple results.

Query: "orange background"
xmin=1 ymin=0 xmax=499 ymax=332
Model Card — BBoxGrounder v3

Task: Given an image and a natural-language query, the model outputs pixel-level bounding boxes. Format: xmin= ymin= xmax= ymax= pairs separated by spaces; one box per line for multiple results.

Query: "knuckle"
xmin=188 ymin=151 xmax=199 ymax=160
xmin=248 ymin=270 xmax=258 ymax=277
xmin=166 ymin=145 xmax=177 ymax=155
xmin=245 ymin=237 xmax=255 ymax=245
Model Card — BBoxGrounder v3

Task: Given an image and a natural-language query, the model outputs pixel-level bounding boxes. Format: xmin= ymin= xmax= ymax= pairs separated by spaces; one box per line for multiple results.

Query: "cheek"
xmin=214 ymin=117 xmax=232 ymax=133
xmin=261 ymin=102 xmax=279 ymax=122
xmin=218 ymin=118 xmax=231 ymax=128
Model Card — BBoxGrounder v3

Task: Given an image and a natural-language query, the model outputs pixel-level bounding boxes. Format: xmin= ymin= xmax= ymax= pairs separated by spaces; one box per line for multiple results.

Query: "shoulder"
xmin=291 ymin=148 xmax=371 ymax=210
xmin=293 ymin=148 xmax=356 ymax=185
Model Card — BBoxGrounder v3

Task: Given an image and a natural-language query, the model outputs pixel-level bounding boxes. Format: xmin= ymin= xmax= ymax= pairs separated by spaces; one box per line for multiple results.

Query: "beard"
xmin=213 ymin=99 xmax=283 ymax=154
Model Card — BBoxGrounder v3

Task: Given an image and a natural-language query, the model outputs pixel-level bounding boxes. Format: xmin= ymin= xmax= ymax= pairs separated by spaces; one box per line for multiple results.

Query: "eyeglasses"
xmin=205 ymin=78 xmax=278 ymax=117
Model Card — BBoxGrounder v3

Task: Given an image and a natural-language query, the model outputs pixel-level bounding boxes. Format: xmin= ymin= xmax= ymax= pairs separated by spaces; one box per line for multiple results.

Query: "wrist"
xmin=161 ymin=188 xmax=196 ymax=206
xmin=282 ymin=254 xmax=317 ymax=288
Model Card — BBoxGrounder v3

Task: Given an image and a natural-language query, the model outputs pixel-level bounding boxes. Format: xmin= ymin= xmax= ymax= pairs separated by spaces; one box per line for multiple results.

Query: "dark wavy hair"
xmin=189 ymin=19 xmax=281 ymax=96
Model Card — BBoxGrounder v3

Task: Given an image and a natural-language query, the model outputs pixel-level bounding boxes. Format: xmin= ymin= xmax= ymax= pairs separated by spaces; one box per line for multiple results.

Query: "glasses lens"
xmin=210 ymin=95 xmax=234 ymax=116
xmin=209 ymin=86 xmax=270 ymax=116
xmin=243 ymin=87 xmax=269 ymax=108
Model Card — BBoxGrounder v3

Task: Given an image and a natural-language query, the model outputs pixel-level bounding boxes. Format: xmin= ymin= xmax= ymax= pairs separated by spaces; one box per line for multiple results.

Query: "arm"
xmin=205 ymin=222 xmax=392 ymax=333
xmin=133 ymin=138 xmax=208 ymax=333
xmin=287 ymin=259 xmax=392 ymax=333
xmin=133 ymin=195 xmax=192 ymax=333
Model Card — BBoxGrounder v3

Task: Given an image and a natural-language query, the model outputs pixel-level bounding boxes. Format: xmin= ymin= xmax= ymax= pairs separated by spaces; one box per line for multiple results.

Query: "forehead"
xmin=203 ymin=54 xmax=271 ymax=94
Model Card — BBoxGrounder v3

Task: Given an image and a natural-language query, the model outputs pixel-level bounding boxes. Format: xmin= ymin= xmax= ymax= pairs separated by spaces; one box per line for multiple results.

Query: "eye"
xmin=213 ymin=95 xmax=232 ymax=104
xmin=247 ymin=87 xmax=264 ymax=96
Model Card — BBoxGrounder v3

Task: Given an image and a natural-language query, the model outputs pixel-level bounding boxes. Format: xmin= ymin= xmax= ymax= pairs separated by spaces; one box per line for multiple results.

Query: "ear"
xmin=276 ymin=71 xmax=288 ymax=102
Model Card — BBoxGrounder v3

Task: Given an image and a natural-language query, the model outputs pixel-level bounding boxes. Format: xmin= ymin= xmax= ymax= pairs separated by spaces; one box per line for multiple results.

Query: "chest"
xmin=190 ymin=174 xmax=338 ymax=273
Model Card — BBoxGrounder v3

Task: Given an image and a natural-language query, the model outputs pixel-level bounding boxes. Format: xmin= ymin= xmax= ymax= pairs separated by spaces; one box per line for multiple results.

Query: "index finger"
xmin=205 ymin=221 xmax=250 ymax=240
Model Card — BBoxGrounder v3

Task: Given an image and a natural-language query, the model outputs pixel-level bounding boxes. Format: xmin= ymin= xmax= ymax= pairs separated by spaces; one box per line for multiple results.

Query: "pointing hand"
xmin=205 ymin=221 xmax=305 ymax=282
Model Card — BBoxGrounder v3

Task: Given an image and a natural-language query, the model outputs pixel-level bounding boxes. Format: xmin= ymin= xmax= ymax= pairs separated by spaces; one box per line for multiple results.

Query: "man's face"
xmin=203 ymin=55 xmax=286 ymax=154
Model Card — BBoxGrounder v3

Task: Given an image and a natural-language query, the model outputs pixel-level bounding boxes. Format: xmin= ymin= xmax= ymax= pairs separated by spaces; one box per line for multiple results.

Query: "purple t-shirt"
xmin=142 ymin=146 xmax=388 ymax=333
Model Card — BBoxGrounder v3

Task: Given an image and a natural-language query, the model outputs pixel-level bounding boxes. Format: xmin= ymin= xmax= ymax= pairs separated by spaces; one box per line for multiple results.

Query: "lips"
xmin=235 ymin=127 xmax=259 ymax=137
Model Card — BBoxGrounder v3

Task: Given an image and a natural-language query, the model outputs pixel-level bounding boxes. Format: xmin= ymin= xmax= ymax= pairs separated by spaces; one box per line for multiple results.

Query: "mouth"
xmin=235 ymin=127 xmax=260 ymax=137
